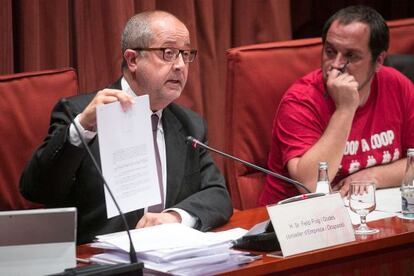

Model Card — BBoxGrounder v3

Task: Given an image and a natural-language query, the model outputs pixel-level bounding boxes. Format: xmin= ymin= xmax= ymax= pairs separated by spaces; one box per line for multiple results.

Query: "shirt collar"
xmin=121 ymin=77 xmax=163 ymax=130
xmin=121 ymin=77 xmax=137 ymax=98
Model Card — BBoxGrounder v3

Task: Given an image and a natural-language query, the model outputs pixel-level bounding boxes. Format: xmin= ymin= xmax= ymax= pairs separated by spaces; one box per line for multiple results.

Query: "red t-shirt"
xmin=259 ymin=66 xmax=414 ymax=205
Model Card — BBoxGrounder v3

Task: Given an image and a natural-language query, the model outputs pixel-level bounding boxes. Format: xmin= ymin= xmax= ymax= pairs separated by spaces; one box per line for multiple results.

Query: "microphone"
xmin=186 ymin=136 xmax=312 ymax=194
xmin=60 ymin=98 xmax=143 ymax=273
xmin=186 ymin=136 xmax=325 ymax=252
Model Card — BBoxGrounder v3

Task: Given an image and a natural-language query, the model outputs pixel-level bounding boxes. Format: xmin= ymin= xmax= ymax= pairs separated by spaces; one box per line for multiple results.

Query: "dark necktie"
xmin=148 ymin=114 xmax=164 ymax=212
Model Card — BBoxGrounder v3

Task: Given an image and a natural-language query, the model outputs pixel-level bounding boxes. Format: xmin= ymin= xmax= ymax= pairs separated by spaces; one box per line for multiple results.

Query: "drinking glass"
xmin=348 ymin=180 xmax=379 ymax=235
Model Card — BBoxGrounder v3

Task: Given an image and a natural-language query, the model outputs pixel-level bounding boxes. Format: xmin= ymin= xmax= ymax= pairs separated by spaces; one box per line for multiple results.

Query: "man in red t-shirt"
xmin=259 ymin=5 xmax=414 ymax=205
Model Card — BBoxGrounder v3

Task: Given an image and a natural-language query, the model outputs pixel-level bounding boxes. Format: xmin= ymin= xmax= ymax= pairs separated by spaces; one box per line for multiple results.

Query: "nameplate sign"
xmin=267 ymin=193 xmax=355 ymax=257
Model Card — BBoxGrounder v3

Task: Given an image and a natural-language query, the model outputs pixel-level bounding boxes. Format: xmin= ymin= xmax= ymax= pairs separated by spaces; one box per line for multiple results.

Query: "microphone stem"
xmin=62 ymin=100 xmax=137 ymax=264
xmin=194 ymin=140 xmax=311 ymax=193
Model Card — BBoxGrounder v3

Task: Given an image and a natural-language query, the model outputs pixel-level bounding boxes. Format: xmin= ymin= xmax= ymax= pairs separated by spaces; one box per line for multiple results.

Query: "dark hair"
xmin=321 ymin=5 xmax=389 ymax=61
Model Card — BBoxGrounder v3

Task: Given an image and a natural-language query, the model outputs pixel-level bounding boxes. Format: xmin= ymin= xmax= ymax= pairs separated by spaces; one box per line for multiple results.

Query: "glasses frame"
xmin=133 ymin=47 xmax=197 ymax=63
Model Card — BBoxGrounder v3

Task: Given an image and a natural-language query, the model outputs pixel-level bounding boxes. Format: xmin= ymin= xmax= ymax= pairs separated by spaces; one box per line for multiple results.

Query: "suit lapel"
xmin=163 ymin=107 xmax=187 ymax=207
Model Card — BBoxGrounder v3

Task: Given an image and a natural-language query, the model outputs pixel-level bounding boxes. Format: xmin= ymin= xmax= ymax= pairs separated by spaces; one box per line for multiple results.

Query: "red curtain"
xmin=0 ymin=0 xmax=291 ymax=170
xmin=1 ymin=0 xmax=412 ymax=171
xmin=291 ymin=0 xmax=414 ymax=39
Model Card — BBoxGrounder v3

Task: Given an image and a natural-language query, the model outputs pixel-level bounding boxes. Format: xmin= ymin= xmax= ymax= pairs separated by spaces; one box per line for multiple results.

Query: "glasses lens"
xmin=162 ymin=48 xmax=196 ymax=63
xmin=182 ymin=50 xmax=196 ymax=63
xmin=180 ymin=50 xmax=190 ymax=62
xmin=163 ymin=48 xmax=178 ymax=62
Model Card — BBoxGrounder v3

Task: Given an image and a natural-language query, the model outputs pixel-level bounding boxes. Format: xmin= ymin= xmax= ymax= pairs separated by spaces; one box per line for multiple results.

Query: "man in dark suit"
xmin=20 ymin=10 xmax=232 ymax=244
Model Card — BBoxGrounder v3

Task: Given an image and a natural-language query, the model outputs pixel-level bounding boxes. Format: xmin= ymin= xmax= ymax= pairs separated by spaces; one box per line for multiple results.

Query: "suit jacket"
xmin=20 ymin=79 xmax=232 ymax=244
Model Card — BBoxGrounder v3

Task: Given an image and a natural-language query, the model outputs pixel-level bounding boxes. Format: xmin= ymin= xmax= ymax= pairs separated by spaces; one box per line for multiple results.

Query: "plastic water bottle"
xmin=315 ymin=162 xmax=331 ymax=194
xmin=401 ymin=148 xmax=414 ymax=218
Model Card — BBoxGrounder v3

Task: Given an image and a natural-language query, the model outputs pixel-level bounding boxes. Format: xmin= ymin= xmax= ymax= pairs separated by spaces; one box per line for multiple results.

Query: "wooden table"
xmin=77 ymin=207 xmax=414 ymax=275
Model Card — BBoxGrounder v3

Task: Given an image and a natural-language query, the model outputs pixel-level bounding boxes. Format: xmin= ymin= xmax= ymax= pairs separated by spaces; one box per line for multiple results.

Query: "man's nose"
xmin=173 ymin=53 xmax=186 ymax=69
xmin=331 ymin=53 xmax=347 ymax=69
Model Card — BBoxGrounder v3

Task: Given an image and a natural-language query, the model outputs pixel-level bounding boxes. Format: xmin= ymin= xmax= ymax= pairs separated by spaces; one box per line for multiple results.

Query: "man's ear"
xmin=123 ymin=49 xmax=138 ymax=72
xmin=375 ymin=51 xmax=387 ymax=72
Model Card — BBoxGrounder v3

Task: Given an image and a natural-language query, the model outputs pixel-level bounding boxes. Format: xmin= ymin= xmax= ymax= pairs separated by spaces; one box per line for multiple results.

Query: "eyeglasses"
xmin=133 ymin=47 xmax=197 ymax=63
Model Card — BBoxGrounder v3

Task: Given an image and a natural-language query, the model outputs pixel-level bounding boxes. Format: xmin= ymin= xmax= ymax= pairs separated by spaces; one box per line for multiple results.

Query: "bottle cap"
xmin=319 ymin=161 xmax=328 ymax=169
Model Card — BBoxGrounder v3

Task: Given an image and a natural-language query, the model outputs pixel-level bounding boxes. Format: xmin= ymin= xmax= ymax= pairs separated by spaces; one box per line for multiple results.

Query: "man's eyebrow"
xmin=325 ymin=41 xmax=362 ymax=54
xmin=324 ymin=42 xmax=335 ymax=49
xmin=344 ymin=48 xmax=363 ymax=56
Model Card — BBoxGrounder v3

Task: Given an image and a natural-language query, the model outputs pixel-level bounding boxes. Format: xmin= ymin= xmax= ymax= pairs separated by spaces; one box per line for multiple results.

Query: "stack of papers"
xmin=90 ymin=223 xmax=260 ymax=275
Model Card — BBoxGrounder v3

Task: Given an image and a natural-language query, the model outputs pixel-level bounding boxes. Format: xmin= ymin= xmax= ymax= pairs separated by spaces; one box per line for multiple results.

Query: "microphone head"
xmin=185 ymin=136 xmax=194 ymax=144
xmin=185 ymin=136 xmax=200 ymax=149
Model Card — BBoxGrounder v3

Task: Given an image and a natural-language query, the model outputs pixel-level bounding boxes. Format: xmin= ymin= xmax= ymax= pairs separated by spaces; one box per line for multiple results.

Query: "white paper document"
xmin=96 ymin=95 xmax=161 ymax=218
xmin=95 ymin=223 xmax=247 ymax=253
xmin=375 ymin=187 xmax=401 ymax=213
xmin=91 ymin=250 xmax=259 ymax=276
xmin=91 ymin=224 xmax=252 ymax=275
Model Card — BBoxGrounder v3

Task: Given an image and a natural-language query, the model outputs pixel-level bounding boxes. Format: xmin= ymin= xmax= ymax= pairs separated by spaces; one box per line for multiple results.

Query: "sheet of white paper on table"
xmin=95 ymin=223 xmax=247 ymax=253
xmin=137 ymin=242 xmax=233 ymax=263
xmin=91 ymin=250 xmax=259 ymax=276
xmin=96 ymin=95 xmax=161 ymax=218
xmin=168 ymin=251 xmax=261 ymax=276
xmin=91 ymin=224 xmax=250 ymax=275
xmin=375 ymin=187 xmax=401 ymax=213
xmin=144 ymin=252 xmax=231 ymax=272
xmin=90 ymin=242 xmax=232 ymax=264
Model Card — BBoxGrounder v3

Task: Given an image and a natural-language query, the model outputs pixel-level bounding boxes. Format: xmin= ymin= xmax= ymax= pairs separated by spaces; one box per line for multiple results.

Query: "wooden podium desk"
xmin=77 ymin=207 xmax=414 ymax=275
